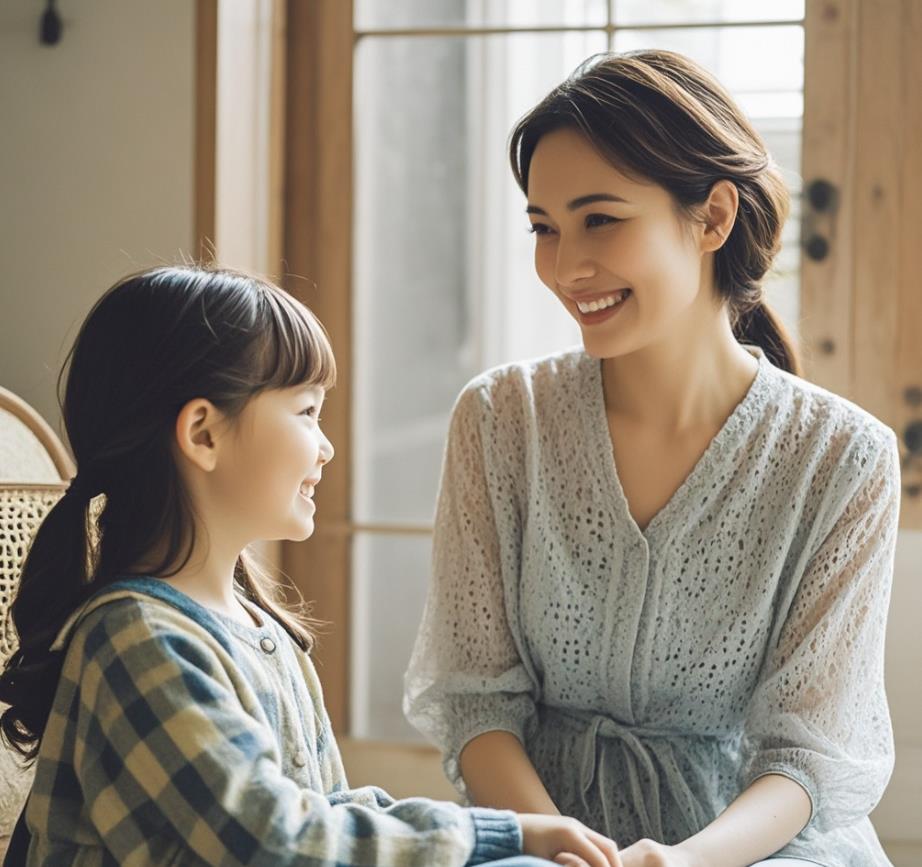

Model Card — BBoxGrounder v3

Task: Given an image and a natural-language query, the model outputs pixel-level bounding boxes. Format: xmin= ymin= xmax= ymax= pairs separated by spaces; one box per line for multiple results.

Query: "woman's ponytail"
xmin=731 ymin=299 xmax=802 ymax=377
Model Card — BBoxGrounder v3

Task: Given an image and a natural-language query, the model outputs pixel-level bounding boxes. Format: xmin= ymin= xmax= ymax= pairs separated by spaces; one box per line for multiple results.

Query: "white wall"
xmin=0 ymin=0 xmax=195 ymax=432
xmin=873 ymin=528 xmax=922 ymax=862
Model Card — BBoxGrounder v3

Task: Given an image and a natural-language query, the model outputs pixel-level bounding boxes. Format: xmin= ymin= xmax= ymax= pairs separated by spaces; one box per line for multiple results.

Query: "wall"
xmin=0 ymin=0 xmax=195 ymax=431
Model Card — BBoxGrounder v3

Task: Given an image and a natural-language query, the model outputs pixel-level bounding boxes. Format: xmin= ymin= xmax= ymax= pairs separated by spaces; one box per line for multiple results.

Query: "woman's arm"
xmin=460 ymin=731 xmax=560 ymax=815
xmin=667 ymin=774 xmax=810 ymax=867
xmin=619 ymin=774 xmax=810 ymax=867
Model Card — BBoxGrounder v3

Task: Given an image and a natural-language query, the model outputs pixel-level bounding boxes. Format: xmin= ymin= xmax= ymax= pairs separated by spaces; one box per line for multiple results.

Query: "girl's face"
xmin=526 ymin=127 xmax=719 ymax=359
xmin=211 ymin=384 xmax=333 ymax=543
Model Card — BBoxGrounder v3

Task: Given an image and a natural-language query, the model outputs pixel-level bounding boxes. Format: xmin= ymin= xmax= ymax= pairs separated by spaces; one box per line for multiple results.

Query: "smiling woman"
xmin=405 ymin=49 xmax=901 ymax=867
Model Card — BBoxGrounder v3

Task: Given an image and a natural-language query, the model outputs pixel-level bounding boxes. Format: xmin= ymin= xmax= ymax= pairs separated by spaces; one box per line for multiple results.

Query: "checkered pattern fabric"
xmin=23 ymin=577 xmax=520 ymax=865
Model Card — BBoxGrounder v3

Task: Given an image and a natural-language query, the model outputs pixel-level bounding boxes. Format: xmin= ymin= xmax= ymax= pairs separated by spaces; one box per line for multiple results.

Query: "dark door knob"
xmin=805 ymin=235 xmax=829 ymax=262
xmin=806 ymin=179 xmax=837 ymax=212
xmin=904 ymin=420 xmax=922 ymax=455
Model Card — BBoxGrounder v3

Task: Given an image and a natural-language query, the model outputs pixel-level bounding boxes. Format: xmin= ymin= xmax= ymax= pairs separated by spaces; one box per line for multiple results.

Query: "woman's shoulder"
xmin=454 ymin=345 xmax=590 ymax=414
xmin=766 ymin=361 xmax=898 ymax=464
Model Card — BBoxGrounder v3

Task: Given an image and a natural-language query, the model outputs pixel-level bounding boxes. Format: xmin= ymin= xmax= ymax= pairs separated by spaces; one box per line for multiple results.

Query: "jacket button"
xmin=259 ymin=637 xmax=276 ymax=654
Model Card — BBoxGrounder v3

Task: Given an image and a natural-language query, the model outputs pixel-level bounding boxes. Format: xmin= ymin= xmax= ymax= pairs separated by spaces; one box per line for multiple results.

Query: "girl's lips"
xmin=298 ymin=478 xmax=320 ymax=500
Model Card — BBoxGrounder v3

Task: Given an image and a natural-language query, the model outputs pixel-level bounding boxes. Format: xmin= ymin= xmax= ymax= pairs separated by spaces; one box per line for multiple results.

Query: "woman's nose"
xmin=555 ymin=237 xmax=596 ymax=287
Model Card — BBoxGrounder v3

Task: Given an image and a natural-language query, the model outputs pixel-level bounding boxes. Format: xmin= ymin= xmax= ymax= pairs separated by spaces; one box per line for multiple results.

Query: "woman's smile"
xmin=570 ymin=288 xmax=632 ymax=326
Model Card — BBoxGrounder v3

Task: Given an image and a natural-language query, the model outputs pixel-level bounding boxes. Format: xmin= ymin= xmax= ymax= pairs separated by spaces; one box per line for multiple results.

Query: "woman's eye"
xmin=527 ymin=222 xmax=553 ymax=236
xmin=586 ymin=213 xmax=621 ymax=228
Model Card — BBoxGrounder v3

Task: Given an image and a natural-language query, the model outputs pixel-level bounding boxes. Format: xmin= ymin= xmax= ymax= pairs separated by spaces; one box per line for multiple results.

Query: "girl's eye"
xmin=586 ymin=213 xmax=621 ymax=228
xmin=527 ymin=222 xmax=553 ymax=236
xmin=301 ymin=406 xmax=318 ymax=418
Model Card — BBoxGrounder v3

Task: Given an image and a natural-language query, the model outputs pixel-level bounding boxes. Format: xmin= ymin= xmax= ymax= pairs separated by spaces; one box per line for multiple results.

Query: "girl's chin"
xmin=294 ymin=517 xmax=315 ymax=541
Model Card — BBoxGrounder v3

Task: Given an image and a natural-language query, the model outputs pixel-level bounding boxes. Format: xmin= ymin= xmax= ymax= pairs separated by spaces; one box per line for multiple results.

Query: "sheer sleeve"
xmin=739 ymin=429 xmax=902 ymax=832
xmin=404 ymin=382 xmax=538 ymax=794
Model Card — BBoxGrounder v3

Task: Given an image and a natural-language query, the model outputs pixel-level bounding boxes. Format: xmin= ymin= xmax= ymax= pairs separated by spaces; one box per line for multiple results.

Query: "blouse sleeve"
xmin=70 ymin=602 xmax=521 ymax=867
xmin=739 ymin=429 xmax=902 ymax=832
xmin=404 ymin=382 xmax=539 ymax=794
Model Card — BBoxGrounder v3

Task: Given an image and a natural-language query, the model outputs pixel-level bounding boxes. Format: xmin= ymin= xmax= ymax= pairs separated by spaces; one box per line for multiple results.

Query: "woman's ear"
xmin=174 ymin=398 xmax=225 ymax=473
xmin=700 ymin=179 xmax=739 ymax=253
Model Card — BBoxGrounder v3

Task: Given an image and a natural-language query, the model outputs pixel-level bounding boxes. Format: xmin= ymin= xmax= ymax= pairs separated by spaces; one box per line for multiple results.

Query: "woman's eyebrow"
xmin=526 ymin=192 xmax=631 ymax=215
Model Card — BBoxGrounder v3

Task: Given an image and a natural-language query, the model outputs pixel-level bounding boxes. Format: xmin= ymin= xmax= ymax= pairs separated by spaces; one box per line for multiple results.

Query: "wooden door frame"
xmin=802 ymin=0 xmax=921 ymax=527
xmin=280 ymin=0 xmax=355 ymax=732
xmin=195 ymin=0 xmax=217 ymax=259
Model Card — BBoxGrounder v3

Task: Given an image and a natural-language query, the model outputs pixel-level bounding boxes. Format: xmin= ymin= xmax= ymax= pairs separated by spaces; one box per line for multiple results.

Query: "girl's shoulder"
xmin=52 ymin=578 xmax=240 ymax=672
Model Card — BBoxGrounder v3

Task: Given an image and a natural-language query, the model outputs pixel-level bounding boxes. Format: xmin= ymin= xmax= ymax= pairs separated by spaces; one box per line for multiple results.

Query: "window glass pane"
xmin=614 ymin=25 xmax=804 ymax=98
xmin=352 ymin=19 xmax=804 ymax=743
xmin=351 ymin=532 xmax=432 ymax=741
xmin=356 ymin=0 xmax=607 ymax=30
xmin=354 ymin=32 xmax=601 ymax=525
xmin=613 ymin=0 xmax=804 ymax=25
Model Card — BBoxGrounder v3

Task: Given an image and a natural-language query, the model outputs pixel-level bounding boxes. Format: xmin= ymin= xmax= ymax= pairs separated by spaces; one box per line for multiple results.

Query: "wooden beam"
xmin=801 ymin=0 xmax=856 ymax=398
xmin=896 ymin=0 xmax=922 ymax=525
xmin=281 ymin=0 xmax=354 ymax=733
xmin=194 ymin=0 xmax=217 ymax=262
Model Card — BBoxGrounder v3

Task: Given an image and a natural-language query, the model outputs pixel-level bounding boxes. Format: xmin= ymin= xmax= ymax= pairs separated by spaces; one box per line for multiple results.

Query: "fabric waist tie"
xmin=546 ymin=705 xmax=712 ymax=843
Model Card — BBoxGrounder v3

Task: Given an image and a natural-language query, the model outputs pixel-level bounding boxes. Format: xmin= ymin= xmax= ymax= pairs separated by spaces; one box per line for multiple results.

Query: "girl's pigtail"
xmin=0 ymin=483 xmax=95 ymax=761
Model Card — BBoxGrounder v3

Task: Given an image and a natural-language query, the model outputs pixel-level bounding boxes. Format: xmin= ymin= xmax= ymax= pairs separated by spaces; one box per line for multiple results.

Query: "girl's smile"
xmin=298 ymin=477 xmax=319 ymax=506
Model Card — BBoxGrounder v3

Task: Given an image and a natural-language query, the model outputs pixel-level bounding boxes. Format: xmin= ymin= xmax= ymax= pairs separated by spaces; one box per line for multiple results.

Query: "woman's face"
xmin=526 ymin=127 xmax=720 ymax=359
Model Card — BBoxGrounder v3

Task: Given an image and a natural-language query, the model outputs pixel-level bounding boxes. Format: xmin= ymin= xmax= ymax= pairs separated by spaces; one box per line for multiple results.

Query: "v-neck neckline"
xmin=583 ymin=344 xmax=772 ymax=545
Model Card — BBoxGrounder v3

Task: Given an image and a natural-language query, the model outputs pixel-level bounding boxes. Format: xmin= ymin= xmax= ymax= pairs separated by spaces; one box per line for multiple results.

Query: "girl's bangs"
xmin=257 ymin=285 xmax=337 ymax=392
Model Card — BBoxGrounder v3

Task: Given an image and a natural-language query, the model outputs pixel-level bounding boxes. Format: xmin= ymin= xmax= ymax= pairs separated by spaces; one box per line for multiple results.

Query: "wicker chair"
xmin=0 ymin=385 xmax=74 ymax=858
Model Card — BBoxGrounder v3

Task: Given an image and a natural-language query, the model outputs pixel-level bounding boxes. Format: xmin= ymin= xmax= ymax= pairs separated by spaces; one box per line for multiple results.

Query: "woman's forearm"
xmin=675 ymin=774 xmax=812 ymax=867
xmin=459 ymin=730 xmax=560 ymax=815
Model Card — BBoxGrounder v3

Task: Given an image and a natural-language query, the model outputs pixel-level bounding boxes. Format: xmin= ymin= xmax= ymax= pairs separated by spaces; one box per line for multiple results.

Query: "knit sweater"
xmin=24 ymin=576 xmax=521 ymax=865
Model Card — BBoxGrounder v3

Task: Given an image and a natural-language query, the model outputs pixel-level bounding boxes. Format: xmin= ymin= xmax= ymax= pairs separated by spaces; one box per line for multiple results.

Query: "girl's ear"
xmin=174 ymin=398 xmax=224 ymax=472
xmin=700 ymin=179 xmax=739 ymax=254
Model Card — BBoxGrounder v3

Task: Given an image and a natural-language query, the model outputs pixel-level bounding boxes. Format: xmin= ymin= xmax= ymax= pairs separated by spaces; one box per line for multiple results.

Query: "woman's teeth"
xmin=576 ymin=289 xmax=630 ymax=314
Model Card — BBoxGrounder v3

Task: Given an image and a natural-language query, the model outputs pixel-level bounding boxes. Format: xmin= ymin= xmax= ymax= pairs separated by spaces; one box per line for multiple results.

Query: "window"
xmin=350 ymin=0 xmax=805 ymax=741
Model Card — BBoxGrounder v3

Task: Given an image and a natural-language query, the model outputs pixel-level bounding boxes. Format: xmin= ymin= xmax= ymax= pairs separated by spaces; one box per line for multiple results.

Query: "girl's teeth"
xmin=577 ymin=290 xmax=629 ymax=314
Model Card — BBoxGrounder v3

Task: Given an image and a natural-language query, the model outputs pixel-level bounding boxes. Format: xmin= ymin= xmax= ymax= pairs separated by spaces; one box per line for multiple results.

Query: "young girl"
xmin=404 ymin=50 xmax=901 ymax=867
xmin=0 ymin=265 xmax=624 ymax=866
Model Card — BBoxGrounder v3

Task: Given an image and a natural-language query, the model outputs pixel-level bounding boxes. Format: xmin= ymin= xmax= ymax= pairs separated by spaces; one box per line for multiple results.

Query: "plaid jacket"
xmin=23 ymin=576 xmax=521 ymax=865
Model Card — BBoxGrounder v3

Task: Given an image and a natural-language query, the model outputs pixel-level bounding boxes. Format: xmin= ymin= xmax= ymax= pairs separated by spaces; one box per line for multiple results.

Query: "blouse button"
xmin=259 ymin=637 xmax=276 ymax=654
xmin=293 ymin=750 xmax=307 ymax=768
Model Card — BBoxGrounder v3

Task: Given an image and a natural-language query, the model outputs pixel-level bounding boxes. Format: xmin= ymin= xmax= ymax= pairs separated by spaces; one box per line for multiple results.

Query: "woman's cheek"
xmin=533 ymin=241 xmax=556 ymax=288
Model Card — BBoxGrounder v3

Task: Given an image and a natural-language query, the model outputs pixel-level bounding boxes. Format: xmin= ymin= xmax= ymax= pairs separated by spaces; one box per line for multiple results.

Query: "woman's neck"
xmin=600 ymin=321 xmax=758 ymax=433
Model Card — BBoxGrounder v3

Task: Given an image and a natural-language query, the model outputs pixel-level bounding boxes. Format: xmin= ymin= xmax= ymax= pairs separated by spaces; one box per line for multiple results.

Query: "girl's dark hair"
xmin=509 ymin=49 xmax=802 ymax=376
xmin=0 ymin=264 xmax=336 ymax=760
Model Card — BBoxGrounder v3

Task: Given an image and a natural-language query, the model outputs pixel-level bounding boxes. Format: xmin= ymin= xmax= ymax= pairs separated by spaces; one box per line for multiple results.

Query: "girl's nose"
xmin=319 ymin=434 xmax=334 ymax=465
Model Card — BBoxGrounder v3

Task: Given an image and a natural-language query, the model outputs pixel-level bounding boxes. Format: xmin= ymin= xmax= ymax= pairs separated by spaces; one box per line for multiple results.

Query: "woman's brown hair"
xmin=510 ymin=49 xmax=802 ymax=376
xmin=0 ymin=264 xmax=336 ymax=760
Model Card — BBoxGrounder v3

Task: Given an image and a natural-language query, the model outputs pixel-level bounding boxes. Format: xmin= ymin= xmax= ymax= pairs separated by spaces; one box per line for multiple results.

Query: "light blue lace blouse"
xmin=405 ymin=345 xmax=901 ymax=867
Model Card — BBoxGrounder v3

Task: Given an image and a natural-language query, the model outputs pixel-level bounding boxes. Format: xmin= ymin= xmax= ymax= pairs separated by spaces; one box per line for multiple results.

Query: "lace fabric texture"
xmin=404 ymin=345 xmax=901 ymax=867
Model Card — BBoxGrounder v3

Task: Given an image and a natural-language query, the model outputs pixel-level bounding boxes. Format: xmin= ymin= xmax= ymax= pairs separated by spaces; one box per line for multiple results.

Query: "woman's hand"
xmin=617 ymin=839 xmax=699 ymax=867
xmin=519 ymin=814 xmax=623 ymax=867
